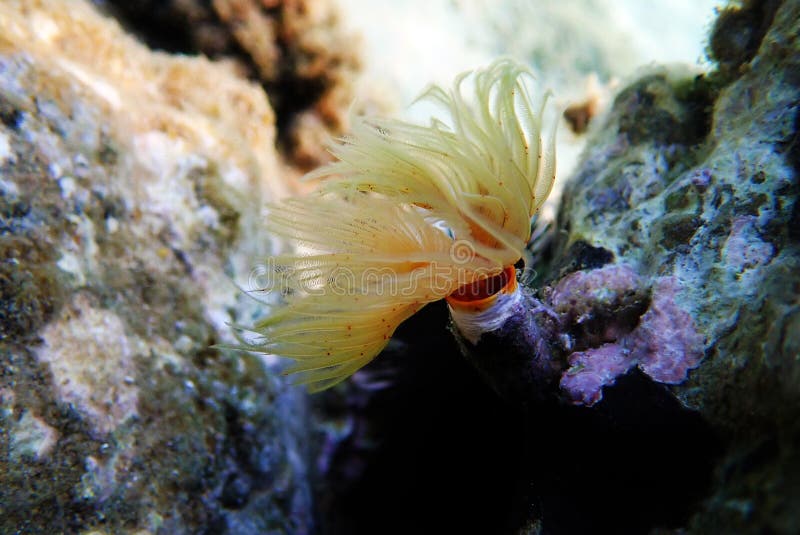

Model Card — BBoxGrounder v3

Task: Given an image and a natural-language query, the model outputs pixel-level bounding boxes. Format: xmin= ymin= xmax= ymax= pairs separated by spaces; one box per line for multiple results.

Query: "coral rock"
xmin=549 ymin=0 xmax=800 ymax=531
xmin=102 ymin=0 xmax=363 ymax=170
xmin=0 ymin=0 xmax=313 ymax=532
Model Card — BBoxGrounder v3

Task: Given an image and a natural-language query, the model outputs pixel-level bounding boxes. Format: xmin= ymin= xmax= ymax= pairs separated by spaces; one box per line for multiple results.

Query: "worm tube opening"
xmin=446 ymin=265 xmax=517 ymax=311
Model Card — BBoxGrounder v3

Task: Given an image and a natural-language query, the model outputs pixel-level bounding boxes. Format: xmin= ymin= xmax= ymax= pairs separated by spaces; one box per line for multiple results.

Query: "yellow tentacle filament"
xmin=240 ymin=59 xmax=557 ymax=391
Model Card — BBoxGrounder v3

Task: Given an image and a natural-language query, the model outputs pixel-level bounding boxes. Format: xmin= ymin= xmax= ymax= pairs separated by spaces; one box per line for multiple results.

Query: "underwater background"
xmin=0 ymin=0 xmax=797 ymax=534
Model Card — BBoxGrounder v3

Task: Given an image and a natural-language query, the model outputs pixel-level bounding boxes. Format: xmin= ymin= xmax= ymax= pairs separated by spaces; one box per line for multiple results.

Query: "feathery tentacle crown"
xmin=243 ymin=59 xmax=556 ymax=391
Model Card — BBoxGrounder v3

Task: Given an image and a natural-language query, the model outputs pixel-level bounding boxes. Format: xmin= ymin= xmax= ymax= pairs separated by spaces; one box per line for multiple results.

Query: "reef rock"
xmin=548 ymin=0 xmax=799 ymax=532
xmin=100 ymin=0 xmax=363 ymax=170
xmin=0 ymin=1 xmax=313 ymax=532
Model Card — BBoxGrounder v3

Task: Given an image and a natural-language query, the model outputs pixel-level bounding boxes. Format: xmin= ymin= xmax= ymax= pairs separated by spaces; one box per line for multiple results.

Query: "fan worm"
xmin=238 ymin=59 xmax=558 ymax=391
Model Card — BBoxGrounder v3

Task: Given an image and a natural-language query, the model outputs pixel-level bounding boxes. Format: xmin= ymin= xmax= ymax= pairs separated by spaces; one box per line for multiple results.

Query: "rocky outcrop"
xmin=0 ymin=1 xmax=313 ymax=532
xmin=543 ymin=0 xmax=799 ymax=532
xmin=100 ymin=0 xmax=364 ymax=170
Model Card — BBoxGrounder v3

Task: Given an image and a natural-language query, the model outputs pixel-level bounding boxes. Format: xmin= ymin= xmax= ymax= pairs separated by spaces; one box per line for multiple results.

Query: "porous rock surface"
xmin=0 ymin=1 xmax=313 ymax=532
xmin=99 ymin=0 xmax=364 ymax=170
xmin=548 ymin=0 xmax=799 ymax=532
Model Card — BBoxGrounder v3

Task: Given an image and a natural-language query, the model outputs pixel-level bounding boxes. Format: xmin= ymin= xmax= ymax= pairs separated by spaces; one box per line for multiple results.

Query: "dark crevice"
xmin=565 ymin=293 xmax=650 ymax=354
xmin=525 ymin=371 xmax=723 ymax=534
xmin=94 ymin=0 xmax=206 ymax=54
xmin=315 ymin=302 xmax=529 ymax=535
xmin=269 ymin=73 xmax=328 ymax=150
xmin=0 ymin=99 xmax=23 ymax=130
xmin=614 ymin=73 xmax=717 ymax=148
xmin=315 ymin=302 xmax=723 ymax=535
xmin=708 ymin=0 xmax=783 ymax=80
xmin=555 ymin=241 xmax=615 ymax=278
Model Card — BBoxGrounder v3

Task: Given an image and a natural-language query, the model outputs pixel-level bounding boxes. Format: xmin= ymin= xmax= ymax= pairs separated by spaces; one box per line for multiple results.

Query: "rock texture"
xmin=1 ymin=0 xmax=797 ymax=533
xmin=100 ymin=0 xmax=363 ymax=170
xmin=404 ymin=2 xmax=798 ymax=533
xmin=545 ymin=0 xmax=799 ymax=532
xmin=0 ymin=1 xmax=313 ymax=532
xmin=288 ymin=1 xmax=799 ymax=533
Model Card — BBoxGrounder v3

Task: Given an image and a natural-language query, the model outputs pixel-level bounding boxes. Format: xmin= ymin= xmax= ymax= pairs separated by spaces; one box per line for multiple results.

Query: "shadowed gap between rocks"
xmin=315 ymin=302 xmax=722 ymax=535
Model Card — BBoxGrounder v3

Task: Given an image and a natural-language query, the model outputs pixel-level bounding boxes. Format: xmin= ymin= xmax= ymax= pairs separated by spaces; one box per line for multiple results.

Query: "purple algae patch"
xmin=560 ymin=343 xmax=635 ymax=406
xmin=722 ymin=216 xmax=775 ymax=273
xmin=628 ymin=277 xmax=705 ymax=383
xmin=559 ymin=274 xmax=705 ymax=406
xmin=549 ymin=264 xmax=642 ymax=316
